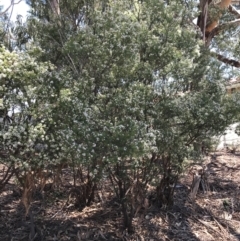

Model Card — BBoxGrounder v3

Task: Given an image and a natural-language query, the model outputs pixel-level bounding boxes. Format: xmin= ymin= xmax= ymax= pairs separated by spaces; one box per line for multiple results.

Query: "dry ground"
xmin=0 ymin=152 xmax=240 ymax=241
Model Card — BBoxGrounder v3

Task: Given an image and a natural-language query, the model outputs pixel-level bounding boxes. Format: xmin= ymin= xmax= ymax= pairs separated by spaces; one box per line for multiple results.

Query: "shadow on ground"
xmin=0 ymin=152 xmax=240 ymax=241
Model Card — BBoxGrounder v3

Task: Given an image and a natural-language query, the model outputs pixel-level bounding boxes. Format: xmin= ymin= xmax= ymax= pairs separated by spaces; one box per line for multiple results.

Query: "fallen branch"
xmin=212 ymin=216 xmax=229 ymax=237
xmin=179 ymin=209 xmax=227 ymax=239
xmin=195 ymin=217 xmax=225 ymax=238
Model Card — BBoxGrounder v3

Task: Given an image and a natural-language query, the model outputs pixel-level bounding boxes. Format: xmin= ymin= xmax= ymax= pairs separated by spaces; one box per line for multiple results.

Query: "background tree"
xmin=197 ymin=0 xmax=240 ymax=67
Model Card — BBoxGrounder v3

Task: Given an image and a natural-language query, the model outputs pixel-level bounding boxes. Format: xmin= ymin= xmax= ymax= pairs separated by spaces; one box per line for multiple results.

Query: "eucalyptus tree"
xmin=198 ymin=0 xmax=240 ymax=68
xmin=197 ymin=0 xmax=240 ymax=141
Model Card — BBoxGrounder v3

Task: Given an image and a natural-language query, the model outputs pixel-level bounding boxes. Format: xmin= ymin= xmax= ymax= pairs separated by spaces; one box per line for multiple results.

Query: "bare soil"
xmin=0 ymin=152 xmax=240 ymax=241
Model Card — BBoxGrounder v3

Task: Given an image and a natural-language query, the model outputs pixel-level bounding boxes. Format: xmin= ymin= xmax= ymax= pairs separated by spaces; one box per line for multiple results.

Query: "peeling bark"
xmin=198 ymin=0 xmax=233 ymax=39
xmin=206 ymin=18 xmax=240 ymax=45
xmin=197 ymin=0 xmax=240 ymax=68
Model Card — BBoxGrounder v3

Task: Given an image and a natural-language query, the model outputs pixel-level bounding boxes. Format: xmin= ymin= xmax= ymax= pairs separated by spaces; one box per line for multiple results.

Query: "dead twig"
xmin=195 ymin=218 xmax=225 ymax=238
xmin=206 ymin=209 xmax=230 ymax=238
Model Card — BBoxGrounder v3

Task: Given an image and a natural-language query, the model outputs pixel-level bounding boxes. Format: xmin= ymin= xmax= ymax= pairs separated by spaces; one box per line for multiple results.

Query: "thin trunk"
xmin=48 ymin=0 xmax=60 ymax=16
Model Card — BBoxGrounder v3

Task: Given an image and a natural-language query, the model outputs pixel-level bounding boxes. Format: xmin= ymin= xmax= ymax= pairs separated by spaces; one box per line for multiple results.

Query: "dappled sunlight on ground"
xmin=0 ymin=152 xmax=240 ymax=240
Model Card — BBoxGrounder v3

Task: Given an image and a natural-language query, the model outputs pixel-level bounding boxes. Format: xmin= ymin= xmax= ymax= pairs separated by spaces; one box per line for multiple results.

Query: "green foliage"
xmin=0 ymin=46 xmax=56 ymax=169
xmin=1 ymin=0 xmax=240 ymax=232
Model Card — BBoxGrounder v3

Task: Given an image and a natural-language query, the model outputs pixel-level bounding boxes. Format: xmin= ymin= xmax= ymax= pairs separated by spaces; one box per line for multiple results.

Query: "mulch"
xmin=0 ymin=152 xmax=240 ymax=241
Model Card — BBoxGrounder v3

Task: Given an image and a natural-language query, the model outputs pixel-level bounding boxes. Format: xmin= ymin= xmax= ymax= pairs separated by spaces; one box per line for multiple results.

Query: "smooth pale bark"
xmin=197 ymin=0 xmax=240 ymax=68
xmin=48 ymin=0 xmax=60 ymax=16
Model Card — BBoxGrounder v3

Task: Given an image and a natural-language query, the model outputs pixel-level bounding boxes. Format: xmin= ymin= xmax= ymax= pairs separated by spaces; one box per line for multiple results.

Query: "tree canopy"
xmin=1 ymin=0 xmax=240 ymax=233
